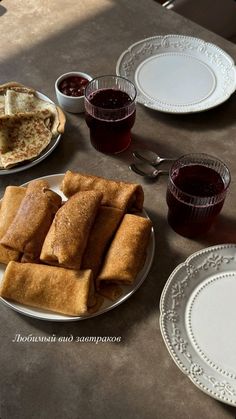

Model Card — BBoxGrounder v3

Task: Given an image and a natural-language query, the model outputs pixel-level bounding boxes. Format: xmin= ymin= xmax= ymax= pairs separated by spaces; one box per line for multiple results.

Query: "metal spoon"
xmin=129 ymin=162 xmax=169 ymax=179
xmin=133 ymin=149 xmax=176 ymax=167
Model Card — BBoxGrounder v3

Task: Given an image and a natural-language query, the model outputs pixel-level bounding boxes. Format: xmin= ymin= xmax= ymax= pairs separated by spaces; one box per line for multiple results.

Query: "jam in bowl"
xmin=58 ymin=75 xmax=89 ymax=97
xmin=55 ymin=71 xmax=92 ymax=113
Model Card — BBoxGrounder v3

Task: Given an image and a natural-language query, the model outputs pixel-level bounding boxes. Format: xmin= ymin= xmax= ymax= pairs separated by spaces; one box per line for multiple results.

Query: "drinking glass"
xmin=166 ymin=153 xmax=231 ymax=238
xmin=84 ymin=75 xmax=136 ymax=154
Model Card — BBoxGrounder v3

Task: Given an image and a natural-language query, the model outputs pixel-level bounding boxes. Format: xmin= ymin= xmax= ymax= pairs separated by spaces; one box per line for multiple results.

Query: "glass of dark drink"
xmin=84 ymin=75 xmax=136 ymax=154
xmin=166 ymin=153 xmax=231 ymax=238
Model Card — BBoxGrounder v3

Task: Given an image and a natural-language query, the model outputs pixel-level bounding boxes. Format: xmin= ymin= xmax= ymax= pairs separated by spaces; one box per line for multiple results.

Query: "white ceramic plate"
xmin=160 ymin=243 xmax=236 ymax=406
xmin=0 ymin=92 xmax=62 ymax=175
xmin=116 ymin=34 xmax=236 ymax=113
xmin=0 ymin=174 xmax=155 ymax=322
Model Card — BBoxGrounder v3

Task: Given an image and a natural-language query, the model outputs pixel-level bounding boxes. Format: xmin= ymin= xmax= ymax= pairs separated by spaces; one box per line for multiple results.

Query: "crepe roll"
xmin=97 ymin=214 xmax=152 ymax=288
xmin=40 ymin=191 xmax=103 ymax=269
xmin=60 ymin=170 xmax=144 ymax=212
xmin=98 ymin=283 xmax=123 ymax=301
xmin=82 ymin=206 xmax=123 ymax=277
xmin=0 ymin=261 xmax=94 ymax=316
xmin=0 ymin=179 xmax=62 ymax=262
xmin=0 ymin=186 xmax=26 ymax=264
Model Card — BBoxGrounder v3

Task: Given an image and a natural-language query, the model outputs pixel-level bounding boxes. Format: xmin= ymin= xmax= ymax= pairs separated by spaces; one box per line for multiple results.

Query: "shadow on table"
xmin=142 ymin=93 xmax=236 ymax=133
xmin=113 ymin=131 xmax=180 ymax=171
xmin=197 ymin=213 xmax=236 ymax=246
xmin=217 ymin=401 xmax=236 ymax=417
xmin=0 ymin=5 xmax=7 ymax=16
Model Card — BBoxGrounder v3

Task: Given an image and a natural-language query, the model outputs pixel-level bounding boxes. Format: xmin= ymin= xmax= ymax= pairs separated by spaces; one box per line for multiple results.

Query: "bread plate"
xmin=0 ymin=92 xmax=62 ymax=175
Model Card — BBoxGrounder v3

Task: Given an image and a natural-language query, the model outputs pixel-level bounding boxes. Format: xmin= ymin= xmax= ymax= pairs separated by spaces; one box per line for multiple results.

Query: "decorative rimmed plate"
xmin=0 ymin=174 xmax=155 ymax=322
xmin=116 ymin=34 xmax=236 ymax=113
xmin=0 ymin=92 xmax=62 ymax=175
xmin=160 ymin=243 xmax=236 ymax=406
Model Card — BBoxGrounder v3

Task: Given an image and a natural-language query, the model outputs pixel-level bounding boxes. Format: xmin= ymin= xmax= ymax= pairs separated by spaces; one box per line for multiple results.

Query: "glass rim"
xmin=169 ymin=152 xmax=231 ymax=201
xmin=84 ymin=74 xmax=137 ymax=111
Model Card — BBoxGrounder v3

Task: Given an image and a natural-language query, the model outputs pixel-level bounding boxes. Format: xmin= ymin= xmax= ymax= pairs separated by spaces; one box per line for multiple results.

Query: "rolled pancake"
xmin=0 ymin=179 xmax=62 ymax=261
xmin=82 ymin=206 xmax=123 ymax=278
xmin=0 ymin=261 xmax=94 ymax=316
xmin=60 ymin=171 xmax=144 ymax=212
xmin=40 ymin=191 xmax=103 ymax=269
xmin=97 ymin=214 xmax=152 ymax=288
xmin=0 ymin=186 xmax=26 ymax=264
xmin=5 ymin=89 xmax=66 ymax=136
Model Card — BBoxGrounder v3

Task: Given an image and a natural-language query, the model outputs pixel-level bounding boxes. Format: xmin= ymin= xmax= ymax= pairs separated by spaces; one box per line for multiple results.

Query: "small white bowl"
xmin=55 ymin=71 xmax=93 ymax=113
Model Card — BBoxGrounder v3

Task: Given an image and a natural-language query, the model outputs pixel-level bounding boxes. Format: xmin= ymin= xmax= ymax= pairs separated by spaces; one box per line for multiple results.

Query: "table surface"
xmin=1 ymin=1 xmax=236 ymax=418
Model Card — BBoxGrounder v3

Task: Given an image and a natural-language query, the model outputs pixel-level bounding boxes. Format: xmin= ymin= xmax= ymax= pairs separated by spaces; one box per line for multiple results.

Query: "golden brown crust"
xmin=40 ymin=191 xmax=103 ymax=269
xmin=0 ymin=186 xmax=26 ymax=264
xmin=56 ymin=105 xmax=66 ymax=133
xmin=97 ymin=214 xmax=152 ymax=288
xmin=82 ymin=206 xmax=123 ymax=278
xmin=0 ymin=261 xmax=93 ymax=316
xmin=0 ymin=82 xmax=25 ymax=93
xmin=0 ymin=110 xmax=54 ymax=167
xmin=0 ymin=180 xmax=62 ymax=261
xmin=61 ymin=171 xmax=144 ymax=212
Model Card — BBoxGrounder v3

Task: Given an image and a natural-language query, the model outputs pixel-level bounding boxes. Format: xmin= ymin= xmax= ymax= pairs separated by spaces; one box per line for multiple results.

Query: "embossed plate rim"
xmin=116 ymin=34 xmax=236 ymax=114
xmin=159 ymin=243 xmax=236 ymax=406
xmin=0 ymin=173 xmax=155 ymax=322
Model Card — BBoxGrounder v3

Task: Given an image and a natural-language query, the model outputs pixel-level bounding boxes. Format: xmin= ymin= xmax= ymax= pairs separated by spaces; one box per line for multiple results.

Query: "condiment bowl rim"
xmin=55 ymin=71 xmax=93 ymax=100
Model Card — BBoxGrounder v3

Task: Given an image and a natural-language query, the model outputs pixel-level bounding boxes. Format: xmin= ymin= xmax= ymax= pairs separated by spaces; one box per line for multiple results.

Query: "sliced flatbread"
xmin=5 ymin=89 xmax=65 ymax=136
xmin=0 ymin=97 xmax=5 ymax=116
xmin=0 ymin=110 xmax=53 ymax=169
xmin=0 ymin=81 xmax=29 ymax=94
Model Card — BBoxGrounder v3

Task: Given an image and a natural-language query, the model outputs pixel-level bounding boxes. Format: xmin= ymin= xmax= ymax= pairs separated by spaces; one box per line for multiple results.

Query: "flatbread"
xmin=5 ymin=89 xmax=65 ymax=136
xmin=0 ymin=110 xmax=53 ymax=168
xmin=0 ymin=82 xmax=29 ymax=94
xmin=0 ymin=82 xmax=66 ymax=170
xmin=0 ymin=97 xmax=5 ymax=117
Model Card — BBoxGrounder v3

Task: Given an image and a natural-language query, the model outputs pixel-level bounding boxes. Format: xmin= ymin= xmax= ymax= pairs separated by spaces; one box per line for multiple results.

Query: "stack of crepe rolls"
xmin=0 ymin=171 xmax=152 ymax=316
xmin=1 ymin=179 xmax=62 ymax=262
xmin=0 ymin=81 xmax=66 ymax=169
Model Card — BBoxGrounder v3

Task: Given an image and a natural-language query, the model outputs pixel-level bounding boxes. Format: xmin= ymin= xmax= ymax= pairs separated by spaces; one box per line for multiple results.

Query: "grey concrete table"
xmin=1 ymin=1 xmax=236 ymax=418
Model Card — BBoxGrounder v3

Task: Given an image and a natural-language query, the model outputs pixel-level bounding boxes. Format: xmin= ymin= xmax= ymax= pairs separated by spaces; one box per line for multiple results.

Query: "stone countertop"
xmin=1 ymin=1 xmax=236 ymax=418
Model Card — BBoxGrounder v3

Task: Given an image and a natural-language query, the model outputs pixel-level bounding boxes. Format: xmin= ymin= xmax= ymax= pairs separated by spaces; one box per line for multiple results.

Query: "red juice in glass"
xmin=85 ymin=76 xmax=136 ymax=154
xmin=166 ymin=154 xmax=230 ymax=238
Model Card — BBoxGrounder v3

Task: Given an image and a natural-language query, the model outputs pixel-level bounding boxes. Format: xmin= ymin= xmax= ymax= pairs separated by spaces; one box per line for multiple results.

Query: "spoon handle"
xmin=129 ymin=163 xmax=169 ymax=178
xmin=133 ymin=149 xmax=175 ymax=167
